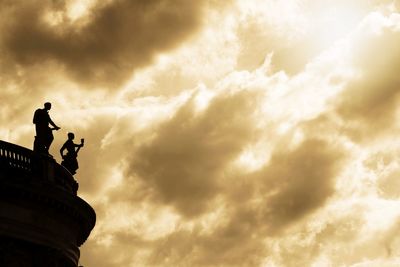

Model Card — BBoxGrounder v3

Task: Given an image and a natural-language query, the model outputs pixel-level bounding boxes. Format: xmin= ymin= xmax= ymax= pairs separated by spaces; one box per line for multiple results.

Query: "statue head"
xmin=44 ymin=102 xmax=52 ymax=110
xmin=68 ymin=132 xmax=75 ymax=140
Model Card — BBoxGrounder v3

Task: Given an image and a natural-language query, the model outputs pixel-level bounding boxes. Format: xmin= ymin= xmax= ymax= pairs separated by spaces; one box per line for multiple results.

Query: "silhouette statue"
xmin=33 ymin=102 xmax=60 ymax=154
xmin=60 ymin=133 xmax=84 ymax=175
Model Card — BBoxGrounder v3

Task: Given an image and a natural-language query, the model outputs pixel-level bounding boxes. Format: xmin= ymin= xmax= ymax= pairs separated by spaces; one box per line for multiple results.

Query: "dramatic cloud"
xmin=258 ymin=138 xmax=344 ymax=232
xmin=106 ymin=137 xmax=344 ymax=266
xmin=126 ymin=89 xmax=259 ymax=217
xmin=0 ymin=0 xmax=207 ymax=87
xmin=3 ymin=1 xmax=400 ymax=267
xmin=335 ymin=20 xmax=400 ymax=140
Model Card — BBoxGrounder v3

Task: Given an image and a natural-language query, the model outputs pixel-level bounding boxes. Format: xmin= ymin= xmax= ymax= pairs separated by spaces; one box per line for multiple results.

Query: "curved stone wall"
xmin=0 ymin=140 xmax=96 ymax=266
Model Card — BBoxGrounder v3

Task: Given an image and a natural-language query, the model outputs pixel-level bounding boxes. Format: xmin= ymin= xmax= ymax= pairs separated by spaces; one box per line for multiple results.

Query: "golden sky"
xmin=2 ymin=0 xmax=400 ymax=266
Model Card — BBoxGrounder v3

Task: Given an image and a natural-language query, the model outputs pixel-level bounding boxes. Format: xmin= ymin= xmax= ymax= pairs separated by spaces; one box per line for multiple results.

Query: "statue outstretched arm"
xmin=49 ymin=117 xmax=60 ymax=130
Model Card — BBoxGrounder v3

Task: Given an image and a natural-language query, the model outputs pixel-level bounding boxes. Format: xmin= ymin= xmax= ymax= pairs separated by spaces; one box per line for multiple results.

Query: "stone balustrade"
xmin=0 ymin=140 xmax=78 ymax=195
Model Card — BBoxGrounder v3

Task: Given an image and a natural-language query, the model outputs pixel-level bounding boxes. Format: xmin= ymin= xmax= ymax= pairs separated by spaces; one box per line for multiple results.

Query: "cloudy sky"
xmin=2 ymin=0 xmax=400 ymax=266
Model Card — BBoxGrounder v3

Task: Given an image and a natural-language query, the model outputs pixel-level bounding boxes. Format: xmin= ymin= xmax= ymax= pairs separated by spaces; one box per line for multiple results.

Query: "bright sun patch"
xmin=306 ymin=1 xmax=368 ymax=49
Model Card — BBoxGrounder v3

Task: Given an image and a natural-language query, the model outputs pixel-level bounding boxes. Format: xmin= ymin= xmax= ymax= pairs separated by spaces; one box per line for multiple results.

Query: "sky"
xmin=2 ymin=0 xmax=400 ymax=266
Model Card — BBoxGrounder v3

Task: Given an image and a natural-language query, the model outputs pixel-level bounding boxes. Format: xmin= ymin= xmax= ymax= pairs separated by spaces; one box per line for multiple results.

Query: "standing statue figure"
xmin=60 ymin=133 xmax=84 ymax=175
xmin=33 ymin=102 xmax=61 ymax=154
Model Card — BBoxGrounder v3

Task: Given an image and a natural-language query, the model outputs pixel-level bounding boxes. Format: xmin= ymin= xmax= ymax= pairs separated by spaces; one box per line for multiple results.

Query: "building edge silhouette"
xmin=0 ymin=140 xmax=96 ymax=266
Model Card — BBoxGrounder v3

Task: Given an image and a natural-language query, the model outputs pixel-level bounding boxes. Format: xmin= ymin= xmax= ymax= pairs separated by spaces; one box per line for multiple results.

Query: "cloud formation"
xmin=335 ymin=22 xmax=400 ymax=140
xmin=127 ymin=90 xmax=259 ymax=217
xmin=3 ymin=1 xmax=400 ymax=267
xmin=0 ymin=0 xmax=207 ymax=87
xmin=259 ymin=138 xmax=344 ymax=232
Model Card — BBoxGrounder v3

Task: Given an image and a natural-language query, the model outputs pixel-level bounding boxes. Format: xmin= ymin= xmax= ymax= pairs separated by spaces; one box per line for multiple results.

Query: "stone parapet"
xmin=0 ymin=140 xmax=96 ymax=267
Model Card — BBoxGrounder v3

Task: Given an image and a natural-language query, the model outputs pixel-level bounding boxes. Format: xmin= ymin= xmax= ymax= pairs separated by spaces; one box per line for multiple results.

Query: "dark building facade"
xmin=0 ymin=140 xmax=96 ymax=267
